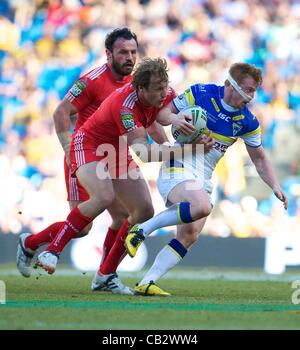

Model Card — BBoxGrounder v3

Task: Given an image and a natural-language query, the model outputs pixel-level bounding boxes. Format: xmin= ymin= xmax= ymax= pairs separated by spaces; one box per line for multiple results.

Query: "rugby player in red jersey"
xmin=16 ymin=30 xmax=171 ymax=293
xmin=20 ymin=58 xmax=203 ymax=294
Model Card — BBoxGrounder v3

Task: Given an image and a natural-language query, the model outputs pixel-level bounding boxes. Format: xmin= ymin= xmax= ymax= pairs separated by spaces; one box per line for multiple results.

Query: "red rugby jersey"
xmin=80 ymin=83 xmax=176 ymax=147
xmin=64 ymin=63 xmax=132 ymax=132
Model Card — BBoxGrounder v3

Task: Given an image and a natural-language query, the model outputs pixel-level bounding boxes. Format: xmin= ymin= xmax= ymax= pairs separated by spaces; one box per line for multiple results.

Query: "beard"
xmin=111 ymin=59 xmax=134 ymax=77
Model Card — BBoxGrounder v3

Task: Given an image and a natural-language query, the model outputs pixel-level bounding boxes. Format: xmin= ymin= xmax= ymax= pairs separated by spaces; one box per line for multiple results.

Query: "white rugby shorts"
xmin=157 ymin=159 xmax=213 ymax=207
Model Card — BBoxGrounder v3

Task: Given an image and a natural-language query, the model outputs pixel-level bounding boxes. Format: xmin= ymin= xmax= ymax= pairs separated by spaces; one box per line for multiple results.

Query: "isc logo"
xmin=218 ymin=113 xmax=231 ymax=122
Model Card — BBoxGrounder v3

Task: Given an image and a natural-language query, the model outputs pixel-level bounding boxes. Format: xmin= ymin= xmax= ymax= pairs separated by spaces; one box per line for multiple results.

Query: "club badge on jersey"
xmin=121 ymin=113 xmax=135 ymax=130
xmin=120 ymin=107 xmax=135 ymax=130
xmin=70 ymin=80 xmax=87 ymax=97
xmin=233 ymin=122 xmax=243 ymax=135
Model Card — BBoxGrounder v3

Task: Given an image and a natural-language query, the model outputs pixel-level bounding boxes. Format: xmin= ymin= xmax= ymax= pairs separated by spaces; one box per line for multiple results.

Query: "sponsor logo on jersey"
xmin=70 ymin=80 xmax=87 ymax=97
xmin=218 ymin=112 xmax=231 ymax=122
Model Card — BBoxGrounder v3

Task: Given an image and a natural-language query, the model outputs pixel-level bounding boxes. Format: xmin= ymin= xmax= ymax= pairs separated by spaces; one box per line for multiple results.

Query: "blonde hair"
xmin=132 ymin=57 xmax=168 ymax=89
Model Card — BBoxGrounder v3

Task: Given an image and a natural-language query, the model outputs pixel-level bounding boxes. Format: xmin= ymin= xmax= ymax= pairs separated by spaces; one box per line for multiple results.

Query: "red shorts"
xmin=64 ymin=156 xmax=89 ymax=201
xmin=70 ymin=130 xmax=138 ymax=181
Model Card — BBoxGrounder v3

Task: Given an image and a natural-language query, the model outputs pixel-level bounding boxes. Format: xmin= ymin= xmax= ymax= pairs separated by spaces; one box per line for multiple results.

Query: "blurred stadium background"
xmin=0 ymin=0 xmax=300 ymax=275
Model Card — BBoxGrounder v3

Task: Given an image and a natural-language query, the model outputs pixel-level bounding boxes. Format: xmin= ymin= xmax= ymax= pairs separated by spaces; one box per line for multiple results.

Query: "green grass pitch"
xmin=1 ymin=264 xmax=300 ymax=330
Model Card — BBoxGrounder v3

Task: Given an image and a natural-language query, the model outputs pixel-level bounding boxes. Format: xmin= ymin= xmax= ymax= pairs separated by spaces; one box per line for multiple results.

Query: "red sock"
xmin=99 ymin=220 xmax=130 ymax=275
xmin=100 ymin=227 xmax=119 ymax=265
xmin=46 ymin=207 xmax=92 ymax=254
xmin=25 ymin=222 xmax=64 ymax=251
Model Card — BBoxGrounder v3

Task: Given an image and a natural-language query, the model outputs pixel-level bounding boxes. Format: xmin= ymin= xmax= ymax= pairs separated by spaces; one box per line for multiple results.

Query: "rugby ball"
xmin=171 ymin=105 xmax=208 ymax=144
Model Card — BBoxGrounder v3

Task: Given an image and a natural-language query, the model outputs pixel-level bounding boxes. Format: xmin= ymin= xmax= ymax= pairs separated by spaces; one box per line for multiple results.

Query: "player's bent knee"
xmin=201 ymin=203 xmax=212 ymax=218
xmin=90 ymin=194 xmax=115 ymax=211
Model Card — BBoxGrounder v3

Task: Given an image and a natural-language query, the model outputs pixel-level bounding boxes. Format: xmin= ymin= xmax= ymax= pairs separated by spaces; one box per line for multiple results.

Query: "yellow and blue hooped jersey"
xmin=171 ymin=83 xmax=262 ymax=179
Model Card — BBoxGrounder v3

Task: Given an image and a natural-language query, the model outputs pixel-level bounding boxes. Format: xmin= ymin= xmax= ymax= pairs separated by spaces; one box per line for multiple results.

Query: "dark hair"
xmin=105 ymin=28 xmax=138 ymax=51
xmin=132 ymin=57 xmax=169 ymax=89
xmin=225 ymin=63 xmax=263 ymax=86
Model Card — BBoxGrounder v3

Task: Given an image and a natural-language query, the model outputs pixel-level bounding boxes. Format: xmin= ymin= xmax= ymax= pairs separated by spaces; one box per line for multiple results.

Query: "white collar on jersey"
xmin=221 ymin=98 xmax=239 ymax=112
xmin=227 ymin=73 xmax=253 ymax=103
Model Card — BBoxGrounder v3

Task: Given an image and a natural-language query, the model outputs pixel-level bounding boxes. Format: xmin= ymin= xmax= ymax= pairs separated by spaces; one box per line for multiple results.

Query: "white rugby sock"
xmin=138 ymin=202 xmax=193 ymax=237
xmin=139 ymin=239 xmax=187 ymax=285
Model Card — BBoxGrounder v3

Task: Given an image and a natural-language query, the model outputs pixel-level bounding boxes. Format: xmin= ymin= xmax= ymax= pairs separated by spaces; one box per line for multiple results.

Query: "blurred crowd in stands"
xmin=0 ymin=0 xmax=300 ymax=238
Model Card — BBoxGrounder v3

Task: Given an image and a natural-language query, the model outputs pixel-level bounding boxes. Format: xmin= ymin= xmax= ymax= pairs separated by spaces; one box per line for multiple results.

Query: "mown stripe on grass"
xmin=2 ymin=301 xmax=300 ymax=312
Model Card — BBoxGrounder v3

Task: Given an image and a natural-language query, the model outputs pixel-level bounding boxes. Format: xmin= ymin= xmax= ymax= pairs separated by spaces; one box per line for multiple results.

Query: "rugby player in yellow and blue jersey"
xmin=124 ymin=62 xmax=288 ymax=296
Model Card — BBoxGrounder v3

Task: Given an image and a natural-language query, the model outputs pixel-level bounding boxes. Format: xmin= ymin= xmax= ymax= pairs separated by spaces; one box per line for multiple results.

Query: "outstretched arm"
xmin=246 ymin=145 xmax=288 ymax=209
xmin=126 ymin=127 xmax=213 ymax=163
